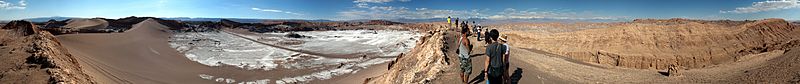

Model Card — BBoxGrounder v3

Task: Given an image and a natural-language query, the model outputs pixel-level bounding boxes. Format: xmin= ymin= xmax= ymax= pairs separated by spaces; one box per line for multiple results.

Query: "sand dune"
xmin=64 ymin=18 xmax=109 ymax=30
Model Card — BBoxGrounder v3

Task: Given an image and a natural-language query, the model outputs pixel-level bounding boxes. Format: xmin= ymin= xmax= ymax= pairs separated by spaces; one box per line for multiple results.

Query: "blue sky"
xmin=1 ymin=0 xmax=799 ymax=20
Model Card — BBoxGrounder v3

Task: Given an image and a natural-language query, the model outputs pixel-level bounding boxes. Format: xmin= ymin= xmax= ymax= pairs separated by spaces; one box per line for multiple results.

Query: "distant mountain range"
xmin=9 ymin=16 xmax=631 ymax=24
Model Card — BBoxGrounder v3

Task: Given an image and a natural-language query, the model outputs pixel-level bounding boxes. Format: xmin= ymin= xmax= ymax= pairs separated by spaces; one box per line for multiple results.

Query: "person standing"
xmin=458 ymin=26 xmax=473 ymax=84
xmin=462 ymin=21 xmax=469 ymax=36
xmin=484 ymin=28 xmax=492 ymax=45
xmin=484 ymin=29 xmax=508 ymax=84
xmin=473 ymin=21 xmax=481 ymax=40
xmin=455 ymin=18 xmax=460 ymax=28
xmin=447 ymin=16 xmax=452 ymax=25
xmin=499 ymin=34 xmax=511 ymax=83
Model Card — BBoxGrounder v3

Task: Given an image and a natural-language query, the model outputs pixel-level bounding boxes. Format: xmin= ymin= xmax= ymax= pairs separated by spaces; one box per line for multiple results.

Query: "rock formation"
xmin=508 ymin=18 xmax=800 ymax=69
xmin=367 ymin=25 xmax=455 ymax=84
xmin=0 ymin=20 xmax=94 ymax=83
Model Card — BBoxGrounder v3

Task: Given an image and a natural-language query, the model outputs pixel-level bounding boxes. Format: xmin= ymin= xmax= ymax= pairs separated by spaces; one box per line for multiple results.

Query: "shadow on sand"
xmin=470 ymin=53 xmax=486 ymax=57
xmin=469 ymin=70 xmax=486 ymax=84
xmin=511 ymin=68 xmax=523 ymax=84
xmin=469 ymin=68 xmax=524 ymax=84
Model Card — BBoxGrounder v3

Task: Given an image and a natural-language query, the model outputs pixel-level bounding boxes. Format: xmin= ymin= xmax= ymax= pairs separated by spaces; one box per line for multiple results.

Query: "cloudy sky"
xmin=1 ymin=0 xmax=799 ymax=20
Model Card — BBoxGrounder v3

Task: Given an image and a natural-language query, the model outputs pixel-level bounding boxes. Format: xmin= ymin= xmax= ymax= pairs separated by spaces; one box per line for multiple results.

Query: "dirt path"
xmin=462 ymin=36 xmax=573 ymax=84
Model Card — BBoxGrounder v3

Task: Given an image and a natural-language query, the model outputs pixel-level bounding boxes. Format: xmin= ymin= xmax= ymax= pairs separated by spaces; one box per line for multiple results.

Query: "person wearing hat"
xmin=499 ymin=34 xmax=511 ymax=83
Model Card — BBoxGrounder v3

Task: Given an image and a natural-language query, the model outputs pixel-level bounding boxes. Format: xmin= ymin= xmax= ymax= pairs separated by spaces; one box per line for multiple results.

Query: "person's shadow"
xmin=469 ymin=68 xmax=524 ymax=84
xmin=469 ymin=70 xmax=486 ymax=84
xmin=510 ymin=68 xmax=523 ymax=84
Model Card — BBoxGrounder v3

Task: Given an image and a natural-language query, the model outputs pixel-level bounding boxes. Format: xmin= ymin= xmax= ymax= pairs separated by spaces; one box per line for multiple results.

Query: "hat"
xmin=500 ymin=34 xmax=508 ymax=42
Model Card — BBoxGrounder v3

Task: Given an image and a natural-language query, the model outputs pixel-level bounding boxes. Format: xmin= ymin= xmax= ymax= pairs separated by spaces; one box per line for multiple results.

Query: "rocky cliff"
xmin=0 ymin=20 xmax=94 ymax=83
xmin=508 ymin=18 xmax=800 ymax=69
xmin=367 ymin=24 xmax=458 ymax=84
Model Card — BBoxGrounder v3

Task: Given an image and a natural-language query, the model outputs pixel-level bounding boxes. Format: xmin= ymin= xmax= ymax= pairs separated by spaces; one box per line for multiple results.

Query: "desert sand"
xmin=63 ymin=18 xmax=109 ymax=30
xmin=55 ymin=18 xmax=399 ymax=84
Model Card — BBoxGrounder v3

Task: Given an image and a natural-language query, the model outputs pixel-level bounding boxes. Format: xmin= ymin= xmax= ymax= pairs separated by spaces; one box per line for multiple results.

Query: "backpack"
xmin=487 ymin=43 xmax=507 ymax=79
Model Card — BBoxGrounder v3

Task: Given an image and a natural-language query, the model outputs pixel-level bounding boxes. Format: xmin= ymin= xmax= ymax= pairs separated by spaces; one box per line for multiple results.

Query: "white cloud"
xmin=353 ymin=0 xmax=395 ymax=3
xmin=18 ymin=0 xmax=25 ymax=6
xmin=337 ymin=5 xmax=488 ymax=20
xmin=721 ymin=0 xmax=800 ymax=13
xmin=0 ymin=0 xmax=26 ymax=10
xmin=356 ymin=3 xmax=369 ymax=8
xmin=251 ymin=7 xmax=303 ymax=15
xmin=339 ymin=0 xmax=624 ymax=20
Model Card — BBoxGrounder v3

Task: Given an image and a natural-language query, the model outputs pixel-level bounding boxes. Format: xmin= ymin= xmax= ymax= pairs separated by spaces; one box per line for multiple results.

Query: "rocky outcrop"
xmin=509 ymin=18 xmax=800 ymax=69
xmin=0 ymin=20 xmax=94 ymax=84
xmin=367 ymin=28 xmax=451 ymax=84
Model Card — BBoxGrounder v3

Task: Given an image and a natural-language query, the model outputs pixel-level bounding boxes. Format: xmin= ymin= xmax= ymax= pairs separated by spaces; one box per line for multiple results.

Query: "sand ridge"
xmin=64 ymin=18 xmax=109 ymax=30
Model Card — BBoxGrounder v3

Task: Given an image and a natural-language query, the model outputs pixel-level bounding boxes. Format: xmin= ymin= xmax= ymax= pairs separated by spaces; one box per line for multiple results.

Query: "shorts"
xmin=459 ymin=55 xmax=472 ymax=75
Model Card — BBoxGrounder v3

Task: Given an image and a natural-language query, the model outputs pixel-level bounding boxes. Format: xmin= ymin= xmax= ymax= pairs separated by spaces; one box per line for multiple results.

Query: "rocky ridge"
xmin=0 ymin=20 xmax=94 ymax=83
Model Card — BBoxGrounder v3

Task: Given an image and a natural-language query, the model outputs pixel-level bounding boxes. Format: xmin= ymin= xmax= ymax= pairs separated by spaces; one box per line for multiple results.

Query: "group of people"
xmin=449 ymin=16 xmax=511 ymax=84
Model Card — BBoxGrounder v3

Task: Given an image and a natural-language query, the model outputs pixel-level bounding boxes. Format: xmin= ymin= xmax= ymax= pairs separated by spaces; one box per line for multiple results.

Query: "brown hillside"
xmin=0 ymin=20 xmax=94 ymax=84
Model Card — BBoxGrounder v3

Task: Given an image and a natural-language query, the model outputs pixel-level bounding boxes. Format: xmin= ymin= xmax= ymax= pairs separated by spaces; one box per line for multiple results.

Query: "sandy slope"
xmin=64 ymin=18 xmax=109 ymax=30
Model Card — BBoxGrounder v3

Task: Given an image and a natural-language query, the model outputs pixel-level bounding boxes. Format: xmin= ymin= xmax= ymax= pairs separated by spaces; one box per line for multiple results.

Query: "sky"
xmin=0 ymin=0 xmax=799 ymax=21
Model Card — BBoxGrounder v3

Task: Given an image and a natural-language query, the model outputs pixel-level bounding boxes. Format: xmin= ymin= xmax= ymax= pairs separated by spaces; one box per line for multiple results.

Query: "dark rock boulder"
xmin=284 ymin=32 xmax=311 ymax=38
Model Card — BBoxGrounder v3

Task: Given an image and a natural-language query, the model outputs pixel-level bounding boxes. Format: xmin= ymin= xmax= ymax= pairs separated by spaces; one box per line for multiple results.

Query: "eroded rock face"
xmin=368 ymin=27 xmax=451 ymax=84
xmin=509 ymin=18 xmax=800 ymax=69
xmin=0 ymin=20 xmax=95 ymax=84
